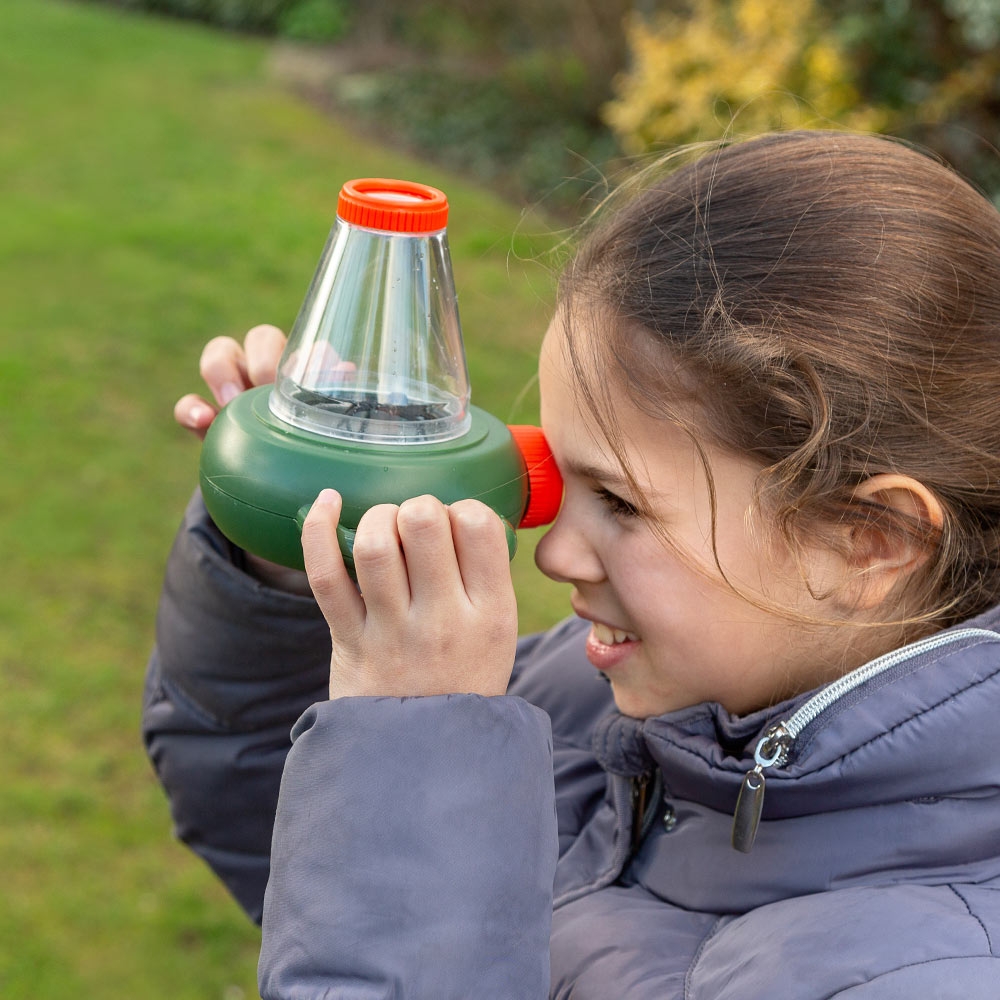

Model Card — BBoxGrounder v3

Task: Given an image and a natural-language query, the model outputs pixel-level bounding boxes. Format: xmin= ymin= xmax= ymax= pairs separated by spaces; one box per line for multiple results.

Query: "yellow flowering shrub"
xmin=604 ymin=0 xmax=887 ymax=152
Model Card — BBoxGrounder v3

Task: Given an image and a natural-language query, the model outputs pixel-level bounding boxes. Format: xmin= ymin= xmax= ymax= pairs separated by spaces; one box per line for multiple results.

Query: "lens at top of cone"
xmin=338 ymin=178 xmax=449 ymax=233
xmin=269 ymin=179 xmax=471 ymax=445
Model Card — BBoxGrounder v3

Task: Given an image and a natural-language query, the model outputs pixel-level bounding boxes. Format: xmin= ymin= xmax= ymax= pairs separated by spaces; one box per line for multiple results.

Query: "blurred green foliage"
xmin=94 ymin=0 xmax=287 ymax=31
xmin=89 ymin=0 xmax=1000 ymax=207
xmin=334 ymin=62 xmax=618 ymax=213
xmin=277 ymin=0 xmax=351 ymax=42
xmin=89 ymin=0 xmax=631 ymax=209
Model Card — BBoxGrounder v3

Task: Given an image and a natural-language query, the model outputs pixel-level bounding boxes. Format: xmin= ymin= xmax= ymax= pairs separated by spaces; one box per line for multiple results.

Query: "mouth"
xmin=590 ymin=621 xmax=639 ymax=646
xmin=584 ymin=620 xmax=640 ymax=672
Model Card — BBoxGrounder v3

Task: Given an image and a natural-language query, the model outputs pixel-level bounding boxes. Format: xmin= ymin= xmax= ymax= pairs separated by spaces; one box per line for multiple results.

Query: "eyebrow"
xmin=564 ymin=460 xmax=633 ymax=489
xmin=565 ymin=459 xmax=672 ymax=505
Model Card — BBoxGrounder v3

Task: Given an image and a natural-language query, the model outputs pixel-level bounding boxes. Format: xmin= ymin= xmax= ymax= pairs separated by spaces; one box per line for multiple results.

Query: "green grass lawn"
xmin=0 ymin=2 xmax=570 ymax=995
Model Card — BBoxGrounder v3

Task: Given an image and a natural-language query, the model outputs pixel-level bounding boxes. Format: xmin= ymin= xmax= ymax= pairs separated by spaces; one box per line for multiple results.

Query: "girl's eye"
xmin=595 ymin=487 xmax=640 ymax=520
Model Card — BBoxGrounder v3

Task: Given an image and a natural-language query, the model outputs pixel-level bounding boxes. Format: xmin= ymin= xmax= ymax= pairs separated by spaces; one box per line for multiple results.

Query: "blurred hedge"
xmin=91 ymin=0 xmax=352 ymax=40
xmin=606 ymin=0 xmax=1000 ymax=201
xmin=90 ymin=1 xmax=1000 ymax=202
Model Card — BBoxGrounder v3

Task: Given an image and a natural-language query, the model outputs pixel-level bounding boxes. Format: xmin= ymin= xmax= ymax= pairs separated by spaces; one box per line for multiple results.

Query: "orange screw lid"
xmin=508 ymin=425 xmax=564 ymax=528
xmin=338 ymin=178 xmax=449 ymax=233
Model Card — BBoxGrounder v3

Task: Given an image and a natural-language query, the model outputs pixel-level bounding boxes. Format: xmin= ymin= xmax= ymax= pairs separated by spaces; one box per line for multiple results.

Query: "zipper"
xmin=630 ymin=769 xmax=663 ymax=855
xmin=552 ymin=769 xmax=663 ymax=910
xmin=731 ymin=627 xmax=998 ymax=853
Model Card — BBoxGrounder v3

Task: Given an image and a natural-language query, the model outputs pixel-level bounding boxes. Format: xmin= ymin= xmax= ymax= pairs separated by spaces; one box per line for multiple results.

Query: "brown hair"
xmin=559 ymin=130 xmax=1000 ymax=630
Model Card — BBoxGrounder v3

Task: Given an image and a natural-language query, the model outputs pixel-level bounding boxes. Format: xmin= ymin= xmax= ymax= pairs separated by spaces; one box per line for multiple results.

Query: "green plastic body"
xmin=199 ymin=385 xmax=527 ymax=573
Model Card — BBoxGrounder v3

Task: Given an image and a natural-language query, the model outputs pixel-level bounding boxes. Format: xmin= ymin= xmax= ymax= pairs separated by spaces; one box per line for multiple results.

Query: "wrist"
xmin=243 ymin=552 xmax=313 ymax=596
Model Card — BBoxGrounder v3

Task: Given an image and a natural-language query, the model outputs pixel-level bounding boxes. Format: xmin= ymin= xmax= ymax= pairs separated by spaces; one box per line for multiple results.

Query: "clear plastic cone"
xmin=269 ymin=179 xmax=472 ymax=445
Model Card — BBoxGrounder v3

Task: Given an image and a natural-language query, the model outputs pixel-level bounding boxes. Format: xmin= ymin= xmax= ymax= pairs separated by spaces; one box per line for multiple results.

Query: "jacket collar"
xmin=587 ymin=610 xmax=1000 ymax=911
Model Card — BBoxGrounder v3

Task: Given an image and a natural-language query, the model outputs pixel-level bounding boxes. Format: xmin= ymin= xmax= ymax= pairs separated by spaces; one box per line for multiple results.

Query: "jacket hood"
xmin=588 ymin=607 xmax=1000 ymax=915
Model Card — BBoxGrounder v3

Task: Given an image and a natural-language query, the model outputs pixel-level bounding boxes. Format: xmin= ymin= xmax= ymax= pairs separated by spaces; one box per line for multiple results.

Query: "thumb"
xmin=302 ymin=490 xmax=366 ymax=636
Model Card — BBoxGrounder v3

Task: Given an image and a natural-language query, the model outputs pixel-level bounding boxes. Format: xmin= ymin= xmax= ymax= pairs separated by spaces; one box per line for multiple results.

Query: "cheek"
xmin=608 ymin=542 xmax=697 ymax=617
xmin=693 ymin=498 xmax=778 ymax=595
xmin=616 ymin=538 xmax=757 ymax=638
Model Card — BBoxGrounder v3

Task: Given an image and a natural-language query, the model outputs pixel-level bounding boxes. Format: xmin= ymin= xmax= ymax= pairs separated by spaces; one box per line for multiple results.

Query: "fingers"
xmin=394 ymin=496 xmax=465 ymax=604
xmin=314 ymin=495 xmax=518 ymax=700
xmin=448 ymin=500 xmax=513 ymax=604
xmin=198 ymin=325 xmax=287 ymax=408
xmin=302 ymin=490 xmax=365 ymax=631
xmin=199 ymin=336 xmax=249 ymax=407
xmin=174 ymin=393 xmax=217 ymax=439
xmin=449 ymin=502 xmax=517 ymax=677
xmin=288 ymin=342 xmax=356 ymax=388
xmin=180 ymin=325 xmax=287 ymax=438
xmin=351 ymin=496 xmax=509 ymax=610
xmin=244 ymin=324 xmax=286 ymax=386
xmin=350 ymin=503 xmax=411 ymax=617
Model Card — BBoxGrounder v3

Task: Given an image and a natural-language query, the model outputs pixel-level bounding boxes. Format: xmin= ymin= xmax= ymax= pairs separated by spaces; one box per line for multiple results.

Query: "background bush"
xmin=91 ymin=0 xmax=1000 ymax=204
xmin=607 ymin=0 xmax=1000 ymax=200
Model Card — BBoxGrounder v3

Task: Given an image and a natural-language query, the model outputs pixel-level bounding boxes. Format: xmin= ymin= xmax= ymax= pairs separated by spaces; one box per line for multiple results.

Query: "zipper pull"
xmin=731 ymin=725 xmax=790 ymax=854
xmin=731 ymin=765 xmax=766 ymax=853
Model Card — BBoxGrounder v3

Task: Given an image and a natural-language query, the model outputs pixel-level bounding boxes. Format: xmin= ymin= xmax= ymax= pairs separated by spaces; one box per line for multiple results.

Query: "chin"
xmin=609 ymin=686 xmax=657 ymax=720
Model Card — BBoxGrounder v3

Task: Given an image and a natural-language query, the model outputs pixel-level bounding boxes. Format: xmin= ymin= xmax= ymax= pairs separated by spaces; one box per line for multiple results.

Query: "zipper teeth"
xmin=783 ymin=627 xmax=998 ymax=740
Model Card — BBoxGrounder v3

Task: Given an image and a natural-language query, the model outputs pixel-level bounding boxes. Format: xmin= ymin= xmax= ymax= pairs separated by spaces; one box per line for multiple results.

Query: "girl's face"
xmin=535 ymin=313 xmax=868 ymax=719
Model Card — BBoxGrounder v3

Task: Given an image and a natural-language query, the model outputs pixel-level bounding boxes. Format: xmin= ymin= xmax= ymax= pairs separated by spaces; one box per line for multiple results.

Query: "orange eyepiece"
xmin=508 ymin=425 xmax=563 ymax=528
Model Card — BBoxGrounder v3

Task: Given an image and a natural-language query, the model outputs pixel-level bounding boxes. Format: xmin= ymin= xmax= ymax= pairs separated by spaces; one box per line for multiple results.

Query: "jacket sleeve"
xmin=144 ymin=494 xmax=607 ymax=938
xmin=257 ymin=693 xmax=558 ymax=1000
xmin=142 ymin=492 xmax=331 ymax=922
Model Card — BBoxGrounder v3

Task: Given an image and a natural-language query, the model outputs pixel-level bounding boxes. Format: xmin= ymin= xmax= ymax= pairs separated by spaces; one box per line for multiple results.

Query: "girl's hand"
xmin=173 ymin=324 xmax=287 ymax=440
xmin=303 ymin=490 xmax=519 ymax=699
xmin=175 ymin=324 xmax=310 ymax=593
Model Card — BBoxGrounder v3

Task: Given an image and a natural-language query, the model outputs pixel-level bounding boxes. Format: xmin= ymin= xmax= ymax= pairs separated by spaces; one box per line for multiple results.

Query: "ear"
xmin=841 ymin=474 xmax=945 ymax=611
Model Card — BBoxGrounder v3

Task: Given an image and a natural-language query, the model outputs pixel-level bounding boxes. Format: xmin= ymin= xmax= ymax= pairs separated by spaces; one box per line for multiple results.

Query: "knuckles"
xmin=351 ymin=504 xmax=403 ymax=566
xmin=449 ymin=499 xmax=507 ymax=553
xmin=449 ymin=499 xmax=501 ymax=533
xmin=350 ymin=531 xmax=400 ymax=566
xmin=396 ymin=495 xmax=450 ymax=536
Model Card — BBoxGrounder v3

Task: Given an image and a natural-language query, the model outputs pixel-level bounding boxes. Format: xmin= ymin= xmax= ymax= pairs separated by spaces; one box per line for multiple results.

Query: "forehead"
xmin=539 ymin=307 xmax=763 ymax=497
xmin=538 ymin=310 xmax=603 ymax=434
xmin=539 ymin=311 xmax=689 ymax=484
xmin=539 ymin=306 xmax=685 ymax=430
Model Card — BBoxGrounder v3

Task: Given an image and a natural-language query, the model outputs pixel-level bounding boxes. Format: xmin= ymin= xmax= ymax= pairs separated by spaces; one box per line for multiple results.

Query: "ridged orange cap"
xmin=337 ymin=178 xmax=449 ymax=233
xmin=508 ymin=425 xmax=564 ymax=528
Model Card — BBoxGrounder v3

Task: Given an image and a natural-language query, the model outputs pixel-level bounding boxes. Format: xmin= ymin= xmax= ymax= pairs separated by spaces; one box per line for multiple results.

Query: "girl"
xmin=147 ymin=131 xmax=1000 ymax=997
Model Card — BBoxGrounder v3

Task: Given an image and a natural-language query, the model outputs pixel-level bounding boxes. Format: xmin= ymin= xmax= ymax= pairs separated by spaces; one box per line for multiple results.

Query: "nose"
xmin=534 ymin=502 xmax=606 ymax=585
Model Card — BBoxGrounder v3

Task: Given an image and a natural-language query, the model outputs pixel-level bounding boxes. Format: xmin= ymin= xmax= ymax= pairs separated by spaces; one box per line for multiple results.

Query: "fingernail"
xmin=188 ymin=405 xmax=212 ymax=428
xmin=315 ymin=489 xmax=340 ymax=506
xmin=219 ymin=382 xmax=240 ymax=405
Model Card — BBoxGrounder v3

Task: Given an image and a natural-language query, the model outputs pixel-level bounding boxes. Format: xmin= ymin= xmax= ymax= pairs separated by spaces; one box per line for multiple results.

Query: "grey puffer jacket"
xmin=144 ymin=494 xmax=1000 ymax=998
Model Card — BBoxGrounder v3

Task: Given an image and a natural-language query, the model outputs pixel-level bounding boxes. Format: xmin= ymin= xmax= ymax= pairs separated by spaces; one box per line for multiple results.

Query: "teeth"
xmin=592 ymin=623 xmax=638 ymax=645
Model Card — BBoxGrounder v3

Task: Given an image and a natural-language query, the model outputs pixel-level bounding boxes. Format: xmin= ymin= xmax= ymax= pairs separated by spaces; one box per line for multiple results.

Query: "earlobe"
xmin=843 ymin=474 xmax=944 ymax=610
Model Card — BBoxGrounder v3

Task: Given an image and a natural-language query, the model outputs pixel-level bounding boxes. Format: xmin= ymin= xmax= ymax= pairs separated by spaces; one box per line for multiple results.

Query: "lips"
xmin=584 ymin=620 xmax=640 ymax=671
